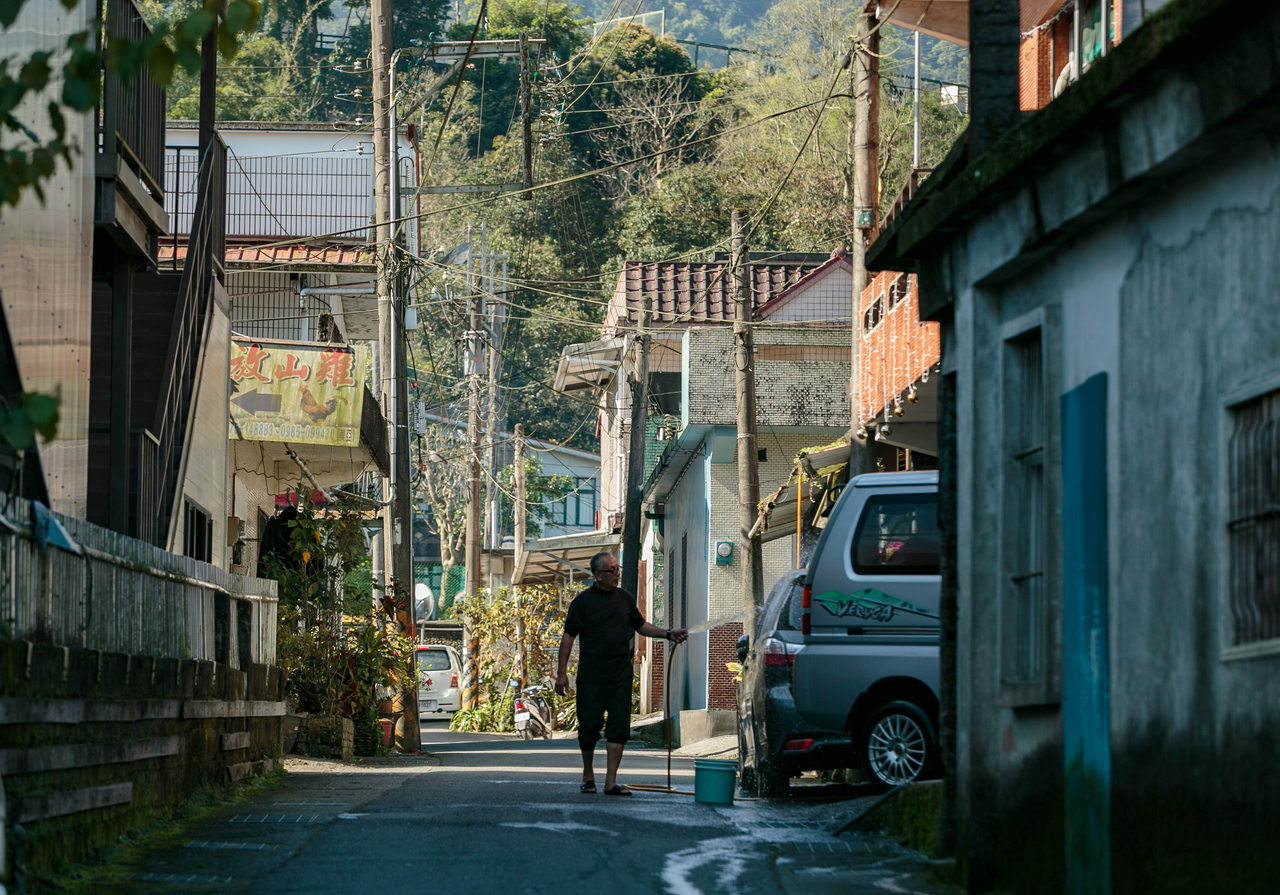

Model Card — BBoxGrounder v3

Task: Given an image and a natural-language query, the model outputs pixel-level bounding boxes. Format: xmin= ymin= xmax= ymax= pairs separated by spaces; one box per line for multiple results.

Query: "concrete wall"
xmin=0 ymin=0 xmax=96 ymax=516
xmin=937 ymin=68 xmax=1280 ymax=895
xmin=706 ymin=433 xmax=825 ymax=621
xmin=659 ymin=444 xmax=709 ymax=713
xmin=173 ymin=290 xmax=231 ymax=565
xmin=0 ymin=640 xmax=284 ymax=883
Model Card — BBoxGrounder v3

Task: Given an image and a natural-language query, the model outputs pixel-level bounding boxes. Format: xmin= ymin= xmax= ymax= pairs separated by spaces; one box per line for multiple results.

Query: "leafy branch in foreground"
xmin=0 ymin=0 xmax=260 ymax=209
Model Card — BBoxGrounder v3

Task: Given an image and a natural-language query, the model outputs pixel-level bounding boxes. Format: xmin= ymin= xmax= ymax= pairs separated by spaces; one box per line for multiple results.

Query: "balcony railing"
xmin=145 ymin=134 xmax=226 ymax=546
xmin=101 ymin=0 xmax=165 ymax=196
xmin=0 ymin=496 xmax=277 ymax=666
xmin=881 ymin=167 xmax=933 ymax=232
xmin=164 ymin=147 xmax=374 ymax=244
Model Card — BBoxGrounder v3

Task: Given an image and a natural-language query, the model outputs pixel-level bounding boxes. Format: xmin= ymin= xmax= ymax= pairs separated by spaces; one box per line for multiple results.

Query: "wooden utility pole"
xmin=732 ymin=209 xmax=764 ymax=642
xmin=849 ymin=4 xmax=879 ymax=477
xmin=371 ymin=0 xmax=419 ymax=749
xmin=519 ymin=32 xmax=534 ymax=199
xmin=620 ymin=315 xmax=649 ymax=599
xmin=462 ymin=241 xmax=484 ymax=711
xmin=513 ymin=424 xmax=526 ymax=686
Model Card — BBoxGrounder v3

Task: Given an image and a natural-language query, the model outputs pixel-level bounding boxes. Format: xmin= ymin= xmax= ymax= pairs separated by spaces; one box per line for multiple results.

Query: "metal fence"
xmin=0 ymin=497 xmax=278 ymax=666
xmin=102 ymin=0 xmax=165 ymax=194
xmin=166 ymin=150 xmax=374 ymax=243
xmin=148 ymin=135 xmax=227 ymax=549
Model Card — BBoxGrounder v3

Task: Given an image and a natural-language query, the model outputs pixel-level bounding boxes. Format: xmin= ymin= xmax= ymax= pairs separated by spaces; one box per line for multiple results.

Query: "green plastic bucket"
xmin=693 ymin=759 xmax=737 ymax=805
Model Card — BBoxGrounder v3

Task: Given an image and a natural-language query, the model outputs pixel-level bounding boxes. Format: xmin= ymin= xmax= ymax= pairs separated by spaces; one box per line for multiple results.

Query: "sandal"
xmin=603 ymin=785 xmax=632 ymax=797
xmin=580 ymin=781 xmax=597 ymax=793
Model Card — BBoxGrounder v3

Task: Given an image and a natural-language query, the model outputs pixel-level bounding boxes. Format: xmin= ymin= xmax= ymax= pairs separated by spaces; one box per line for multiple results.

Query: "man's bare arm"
xmin=637 ymin=622 xmax=688 ymax=644
xmin=554 ymin=632 xmax=575 ymax=695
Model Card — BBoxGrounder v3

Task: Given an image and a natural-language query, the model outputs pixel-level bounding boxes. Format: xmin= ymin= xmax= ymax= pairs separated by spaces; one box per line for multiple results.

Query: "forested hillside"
xmin=151 ymin=0 xmax=967 ymax=450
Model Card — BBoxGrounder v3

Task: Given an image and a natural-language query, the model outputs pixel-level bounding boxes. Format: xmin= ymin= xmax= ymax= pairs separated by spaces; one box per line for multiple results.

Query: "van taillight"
xmin=801 ymin=584 xmax=811 ymax=635
xmin=450 ymin=672 xmax=458 ymax=688
xmin=763 ymin=638 xmax=793 ymax=666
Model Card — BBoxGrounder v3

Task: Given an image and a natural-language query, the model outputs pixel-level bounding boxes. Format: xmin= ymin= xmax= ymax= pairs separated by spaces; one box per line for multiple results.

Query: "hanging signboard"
xmin=228 ymin=339 xmax=369 ymax=447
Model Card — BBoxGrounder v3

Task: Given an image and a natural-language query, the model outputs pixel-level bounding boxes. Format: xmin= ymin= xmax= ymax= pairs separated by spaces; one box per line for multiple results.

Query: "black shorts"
xmin=575 ymin=675 xmax=632 ymax=746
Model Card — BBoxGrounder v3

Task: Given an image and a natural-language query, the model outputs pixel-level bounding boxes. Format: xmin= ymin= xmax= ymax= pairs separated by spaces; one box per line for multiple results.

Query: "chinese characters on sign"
xmin=229 ymin=340 xmax=369 ymax=447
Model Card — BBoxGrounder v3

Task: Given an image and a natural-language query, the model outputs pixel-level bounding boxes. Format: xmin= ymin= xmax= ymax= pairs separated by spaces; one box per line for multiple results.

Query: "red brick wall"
xmin=708 ymin=622 xmax=743 ymax=711
xmin=1020 ymin=17 xmax=1081 ymax=112
xmin=858 ymin=271 xmax=941 ymax=428
xmin=1019 ymin=28 xmax=1051 ymax=110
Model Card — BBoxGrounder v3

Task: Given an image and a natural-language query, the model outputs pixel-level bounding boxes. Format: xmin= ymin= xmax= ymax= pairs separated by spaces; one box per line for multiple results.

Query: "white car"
xmin=417 ymin=644 xmax=462 ymax=714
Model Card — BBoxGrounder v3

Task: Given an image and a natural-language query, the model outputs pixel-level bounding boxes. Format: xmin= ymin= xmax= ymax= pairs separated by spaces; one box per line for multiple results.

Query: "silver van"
xmin=791 ymin=471 xmax=941 ymax=790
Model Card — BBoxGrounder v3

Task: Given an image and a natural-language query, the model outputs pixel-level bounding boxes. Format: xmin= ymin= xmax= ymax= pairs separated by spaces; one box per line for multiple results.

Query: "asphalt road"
xmin=67 ymin=719 xmax=953 ymax=895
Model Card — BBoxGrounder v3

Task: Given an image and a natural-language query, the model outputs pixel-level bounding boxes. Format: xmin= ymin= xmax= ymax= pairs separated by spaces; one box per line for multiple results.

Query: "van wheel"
xmin=860 ymin=700 xmax=934 ymax=791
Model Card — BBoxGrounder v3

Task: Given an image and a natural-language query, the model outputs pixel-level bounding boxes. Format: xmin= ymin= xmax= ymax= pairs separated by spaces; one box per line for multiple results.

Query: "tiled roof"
xmin=158 ymin=243 xmax=374 ymax=268
xmin=606 ymin=258 xmax=831 ymax=331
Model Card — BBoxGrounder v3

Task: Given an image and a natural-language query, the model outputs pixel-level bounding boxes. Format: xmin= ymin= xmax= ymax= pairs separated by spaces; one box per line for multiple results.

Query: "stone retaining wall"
xmin=0 ymin=639 xmax=285 ymax=881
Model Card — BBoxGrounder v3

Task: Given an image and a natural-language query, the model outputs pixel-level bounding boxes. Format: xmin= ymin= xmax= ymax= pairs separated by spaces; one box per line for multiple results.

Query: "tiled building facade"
xmin=632 ymin=256 xmax=855 ymax=736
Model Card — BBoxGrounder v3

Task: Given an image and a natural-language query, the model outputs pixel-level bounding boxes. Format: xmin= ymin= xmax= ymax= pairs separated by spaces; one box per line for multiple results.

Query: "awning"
xmin=752 ymin=441 xmax=850 ymax=544
xmin=877 ymin=0 xmax=969 ymax=47
xmin=513 ymin=530 xmax=621 ymax=586
xmin=553 ymin=338 xmax=624 ymax=394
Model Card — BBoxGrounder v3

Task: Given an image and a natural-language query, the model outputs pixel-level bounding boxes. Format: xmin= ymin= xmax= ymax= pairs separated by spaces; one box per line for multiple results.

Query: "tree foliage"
xmin=134 ymin=0 xmax=968 ymax=450
xmin=2 ymin=0 xmax=260 ymax=209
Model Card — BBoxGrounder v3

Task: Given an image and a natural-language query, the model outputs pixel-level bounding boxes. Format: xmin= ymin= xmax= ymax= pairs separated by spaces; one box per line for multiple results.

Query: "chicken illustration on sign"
xmin=228 ymin=339 xmax=368 ymax=446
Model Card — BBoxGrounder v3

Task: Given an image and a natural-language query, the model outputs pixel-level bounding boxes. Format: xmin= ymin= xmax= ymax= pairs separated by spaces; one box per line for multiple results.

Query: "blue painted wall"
xmin=1061 ymin=373 xmax=1111 ymax=895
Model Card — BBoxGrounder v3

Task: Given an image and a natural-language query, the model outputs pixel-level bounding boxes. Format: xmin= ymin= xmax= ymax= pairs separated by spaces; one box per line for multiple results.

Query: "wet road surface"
xmin=68 ymin=719 xmax=954 ymax=895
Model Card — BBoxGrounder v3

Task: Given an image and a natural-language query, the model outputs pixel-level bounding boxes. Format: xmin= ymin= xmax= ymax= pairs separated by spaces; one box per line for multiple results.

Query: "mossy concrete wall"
xmin=0 ymin=639 xmax=284 ymax=881
xmin=865 ymin=0 xmax=1280 ymax=891
xmin=866 ymin=781 xmax=944 ymax=858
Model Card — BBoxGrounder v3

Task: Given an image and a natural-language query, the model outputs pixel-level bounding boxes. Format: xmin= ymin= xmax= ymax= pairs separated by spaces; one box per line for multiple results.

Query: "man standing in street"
xmin=555 ymin=551 xmax=687 ymax=795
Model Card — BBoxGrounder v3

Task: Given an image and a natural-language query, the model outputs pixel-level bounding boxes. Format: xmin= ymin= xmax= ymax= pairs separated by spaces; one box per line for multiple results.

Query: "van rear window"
xmin=852 ymin=495 xmax=940 ymax=576
xmin=417 ymin=649 xmax=452 ymax=671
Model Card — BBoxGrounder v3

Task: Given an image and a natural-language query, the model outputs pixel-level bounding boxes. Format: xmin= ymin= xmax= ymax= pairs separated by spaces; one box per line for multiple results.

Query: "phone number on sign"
xmin=235 ymin=421 xmax=355 ymax=442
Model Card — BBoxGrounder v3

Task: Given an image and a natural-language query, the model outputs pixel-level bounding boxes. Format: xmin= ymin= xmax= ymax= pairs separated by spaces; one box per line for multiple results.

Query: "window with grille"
xmin=1005 ymin=330 xmax=1046 ymax=681
xmin=1228 ymin=388 xmax=1280 ymax=647
xmin=183 ymin=498 xmax=213 ymax=564
xmin=863 ymin=292 xmax=885 ymax=334
xmin=888 ymin=274 xmax=910 ymax=309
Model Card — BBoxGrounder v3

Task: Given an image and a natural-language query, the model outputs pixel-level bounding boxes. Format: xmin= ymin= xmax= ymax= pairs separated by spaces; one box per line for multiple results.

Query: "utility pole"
xmin=371 ymin=0 xmax=419 ymax=750
xmin=513 ymin=424 xmax=526 ymax=686
xmin=485 ymin=242 xmax=506 ymax=550
xmin=462 ymin=229 xmax=484 ymax=711
xmin=620 ymin=312 xmax=649 ymax=600
xmin=849 ymin=3 xmax=879 ymax=477
xmin=913 ymin=29 xmax=921 ymax=170
xmin=519 ymin=32 xmax=534 ymax=199
xmin=732 ymin=208 xmax=764 ymax=643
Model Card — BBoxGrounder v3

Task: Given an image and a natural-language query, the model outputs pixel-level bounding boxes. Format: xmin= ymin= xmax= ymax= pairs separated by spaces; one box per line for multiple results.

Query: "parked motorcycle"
xmin=513 ymin=682 xmax=553 ymax=740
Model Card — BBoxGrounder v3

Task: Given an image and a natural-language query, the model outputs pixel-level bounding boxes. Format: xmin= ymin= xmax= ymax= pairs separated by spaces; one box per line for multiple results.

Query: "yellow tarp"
xmin=228 ymin=339 xmax=369 ymax=447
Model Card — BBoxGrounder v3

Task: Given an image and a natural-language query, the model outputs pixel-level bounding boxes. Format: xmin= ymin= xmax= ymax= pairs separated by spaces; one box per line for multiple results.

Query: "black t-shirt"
xmin=564 ymin=584 xmax=646 ymax=683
